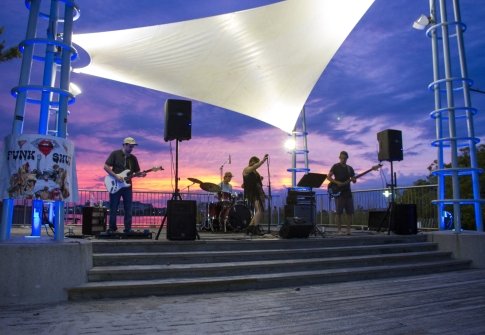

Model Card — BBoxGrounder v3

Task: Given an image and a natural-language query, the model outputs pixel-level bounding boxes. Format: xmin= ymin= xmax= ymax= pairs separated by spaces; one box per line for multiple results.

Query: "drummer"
xmin=217 ymin=171 xmax=234 ymax=203
xmin=219 ymin=171 xmax=233 ymax=194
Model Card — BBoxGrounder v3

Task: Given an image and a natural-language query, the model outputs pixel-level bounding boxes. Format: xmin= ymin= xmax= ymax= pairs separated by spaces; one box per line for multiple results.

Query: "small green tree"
xmin=0 ymin=27 xmax=21 ymax=62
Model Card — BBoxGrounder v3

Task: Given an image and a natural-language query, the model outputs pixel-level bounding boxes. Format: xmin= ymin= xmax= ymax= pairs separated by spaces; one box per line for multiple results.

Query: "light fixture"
xmin=69 ymin=82 xmax=82 ymax=97
xmin=284 ymin=138 xmax=296 ymax=151
xmin=412 ymin=14 xmax=430 ymax=30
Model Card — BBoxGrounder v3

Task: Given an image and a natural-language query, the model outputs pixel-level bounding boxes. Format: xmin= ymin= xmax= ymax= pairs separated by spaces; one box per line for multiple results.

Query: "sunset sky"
xmin=1 ymin=0 xmax=484 ymax=197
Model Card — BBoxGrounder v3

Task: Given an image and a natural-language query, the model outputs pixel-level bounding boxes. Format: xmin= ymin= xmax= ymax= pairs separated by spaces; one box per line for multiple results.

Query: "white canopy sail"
xmin=72 ymin=0 xmax=374 ymax=133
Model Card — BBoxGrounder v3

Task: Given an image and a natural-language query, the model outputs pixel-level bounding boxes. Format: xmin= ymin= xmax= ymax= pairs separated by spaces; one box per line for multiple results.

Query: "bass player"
xmin=327 ymin=151 xmax=356 ymax=235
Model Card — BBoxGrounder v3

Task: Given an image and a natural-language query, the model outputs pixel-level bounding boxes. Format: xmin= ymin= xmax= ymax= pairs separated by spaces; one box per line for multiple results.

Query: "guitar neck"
xmin=133 ymin=167 xmax=159 ymax=177
xmin=353 ymin=164 xmax=382 ymax=180
xmin=354 ymin=168 xmax=373 ymax=180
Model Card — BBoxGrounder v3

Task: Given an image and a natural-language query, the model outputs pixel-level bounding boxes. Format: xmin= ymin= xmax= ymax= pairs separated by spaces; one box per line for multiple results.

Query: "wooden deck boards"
xmin=2 ymin=269 xmax=485 ymax=334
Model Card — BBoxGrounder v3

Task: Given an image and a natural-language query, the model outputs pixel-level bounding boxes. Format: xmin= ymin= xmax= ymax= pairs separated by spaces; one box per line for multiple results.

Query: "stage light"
xmin=69 ymin=82 xmax=82 ymax=97
xmin=383 ymin=189 xmax=392 ymax=198
xmin=284 ymin=138 xmax=296 ymax=151
xmin=412 ymin=14 xmax=430 ymax=30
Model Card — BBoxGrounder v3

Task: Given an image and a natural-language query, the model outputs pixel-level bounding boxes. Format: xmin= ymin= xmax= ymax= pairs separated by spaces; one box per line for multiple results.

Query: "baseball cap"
xmin=123 ymin=137 xmax=138 ymax=145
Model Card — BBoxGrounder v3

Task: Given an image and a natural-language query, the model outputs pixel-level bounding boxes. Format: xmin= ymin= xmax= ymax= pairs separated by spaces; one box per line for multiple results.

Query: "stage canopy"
xmin=72 ymin=0 xmax=375 ymax=133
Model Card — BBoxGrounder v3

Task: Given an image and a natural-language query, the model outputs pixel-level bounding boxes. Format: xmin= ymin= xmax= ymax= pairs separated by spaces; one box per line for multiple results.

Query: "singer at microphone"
xmin=241 ymin=154 xmax=269 ymax=236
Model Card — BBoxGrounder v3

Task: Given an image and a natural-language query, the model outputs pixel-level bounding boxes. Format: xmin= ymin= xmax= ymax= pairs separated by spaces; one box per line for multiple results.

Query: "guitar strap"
xmin=124 ymin=154 xmax=133 ymax=172
xmin=346 ymin=165 xmax=352 ymax=179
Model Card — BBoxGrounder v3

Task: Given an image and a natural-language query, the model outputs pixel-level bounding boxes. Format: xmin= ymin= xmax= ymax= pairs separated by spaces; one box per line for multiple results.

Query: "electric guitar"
xmin=328 ymin=164 xmax=382 ymax=198
xmin=104 ymin=166 xmax=163 ymax=194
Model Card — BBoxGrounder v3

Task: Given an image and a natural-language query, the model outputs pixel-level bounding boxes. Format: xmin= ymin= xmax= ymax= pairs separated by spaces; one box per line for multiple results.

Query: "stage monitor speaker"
xmin=164 ymin=99 xmax=192 ymax=142
xmin=367 ymin=210 xmax=388 ymax=231
xmin=166 ymin=200 xmax=197 ymax=240
xmin=392 ymin=204 xmax=417 ymax=235
xmin=377 ymin=129 xmax=403 ymax=162
xmin=279 ymin=217 xmax=313 ymax=239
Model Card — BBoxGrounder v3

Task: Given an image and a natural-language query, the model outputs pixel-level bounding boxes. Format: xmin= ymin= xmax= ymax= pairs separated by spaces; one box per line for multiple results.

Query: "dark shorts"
xmin=335 ymin=196 xmax=354 ymax=215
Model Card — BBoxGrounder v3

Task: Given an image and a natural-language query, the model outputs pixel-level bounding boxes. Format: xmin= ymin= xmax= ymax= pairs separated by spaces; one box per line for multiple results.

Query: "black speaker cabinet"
xmin=377 ymin=129 xmax=403 ymax=162
xmin=284 ymin=204 xmax=315 ymax=225
xmin=164 ymin=99 xmax=192 ymax=142
xmin=279 ymin=217 xmax=313 ymax=239
xmin=82 ymin=207 xmax=107 ymax=235
xmin=368 ymin=210 xmax=388 ymax=231
xmin=392 ymin=204 xmax=417 ymax=235
xmin=166 ymin=200 xmax=197 ymax=240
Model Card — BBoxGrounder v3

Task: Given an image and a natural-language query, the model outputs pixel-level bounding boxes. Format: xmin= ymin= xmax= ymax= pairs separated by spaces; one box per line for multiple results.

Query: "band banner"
xmin=0 ymin=134 xmax=79 ymax=202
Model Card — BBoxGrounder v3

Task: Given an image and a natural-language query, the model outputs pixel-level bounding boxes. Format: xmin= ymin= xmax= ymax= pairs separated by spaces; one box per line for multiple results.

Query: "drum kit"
xmin=188 ymin=177 xmax=252 ymax=232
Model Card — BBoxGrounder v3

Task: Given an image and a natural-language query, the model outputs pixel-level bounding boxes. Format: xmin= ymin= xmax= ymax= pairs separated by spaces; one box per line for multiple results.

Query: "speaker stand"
xmin=377 ymin=160 xmax=397 ymax=235
xmin=156 ymin=140 xmax=198 ymax=240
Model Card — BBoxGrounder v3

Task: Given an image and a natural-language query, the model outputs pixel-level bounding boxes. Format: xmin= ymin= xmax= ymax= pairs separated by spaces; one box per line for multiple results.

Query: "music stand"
xmin=297 ymin=173 xmax=327 ymax=189
xmin=296 ymin=173 xmax=327 ymax=238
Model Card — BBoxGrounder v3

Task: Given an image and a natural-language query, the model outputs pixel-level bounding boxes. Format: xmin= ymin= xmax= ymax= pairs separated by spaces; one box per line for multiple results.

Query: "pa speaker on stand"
xmin=377 ymin=129 xmax=403 ymax=162
xmin=164 ymin=99 xmax=192 ymax=142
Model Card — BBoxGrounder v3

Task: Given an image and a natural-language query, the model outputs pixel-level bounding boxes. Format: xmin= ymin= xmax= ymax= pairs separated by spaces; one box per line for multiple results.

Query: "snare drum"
xmin=226 ymin=204 xmax=252 ymax=231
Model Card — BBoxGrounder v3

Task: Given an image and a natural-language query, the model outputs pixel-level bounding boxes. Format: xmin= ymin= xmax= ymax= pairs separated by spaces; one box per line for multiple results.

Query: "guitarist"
xmin=327 ymin=151 xmax=356 ymax=236
xmin=104 ymin=137 xmax=146 ymax=233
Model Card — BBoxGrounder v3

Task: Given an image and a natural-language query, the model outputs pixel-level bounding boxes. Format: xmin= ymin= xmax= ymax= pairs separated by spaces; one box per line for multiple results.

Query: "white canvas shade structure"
xmin=72 ymin=0 xmax=375 ymax=133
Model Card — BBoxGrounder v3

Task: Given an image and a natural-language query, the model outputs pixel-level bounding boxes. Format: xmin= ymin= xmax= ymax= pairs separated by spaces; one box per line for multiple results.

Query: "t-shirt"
xmin=329 ymin=163 xmax=355 ymax=197
xmin=105 ymin=149 xmax=141 ymax=184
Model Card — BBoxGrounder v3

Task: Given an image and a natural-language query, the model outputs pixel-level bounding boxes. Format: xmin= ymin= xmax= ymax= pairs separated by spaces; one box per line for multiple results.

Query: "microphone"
xmin=229 ymin=155 xmax=231 ymax=164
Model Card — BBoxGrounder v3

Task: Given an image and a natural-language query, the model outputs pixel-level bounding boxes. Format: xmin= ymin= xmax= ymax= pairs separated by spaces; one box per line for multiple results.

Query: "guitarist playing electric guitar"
xmin=103 ymin=137 xmax=147 ymax=234
xmin=327 ymin=151 xmax=381 ymax=236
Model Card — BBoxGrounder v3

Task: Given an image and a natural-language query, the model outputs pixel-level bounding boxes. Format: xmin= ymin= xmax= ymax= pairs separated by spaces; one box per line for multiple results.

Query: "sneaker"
xmin=123 ymin=229 xmax=134 ymax=234
xmin=107 ymin=228 xmax=117 ymax=234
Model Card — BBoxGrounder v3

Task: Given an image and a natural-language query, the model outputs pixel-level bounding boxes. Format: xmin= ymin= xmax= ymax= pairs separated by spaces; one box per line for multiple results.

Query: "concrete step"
xmin=68 ymin=234 xmax=473 ymax=301
xmin=91 ymin=234 xmax=429 ymax=254
xmin=68 ymin=259 xmax=472 ymax=301
xmin=88 ymin=250 xmax=454 ymax=281
xmin=92 ymin=242 xmax=439 ymax=266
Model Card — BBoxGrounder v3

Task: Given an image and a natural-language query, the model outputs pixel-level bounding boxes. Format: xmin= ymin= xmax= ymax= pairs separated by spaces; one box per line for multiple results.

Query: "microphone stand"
xmin=219 ymin=157 xmax=230 ymax=184
xmin=266 ymin=156 xmax=272 ymax=234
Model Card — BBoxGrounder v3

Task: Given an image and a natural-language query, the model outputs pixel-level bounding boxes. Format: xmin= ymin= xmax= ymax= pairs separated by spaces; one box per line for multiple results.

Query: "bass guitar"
xmin=104 ymin=166 xmax=163 ymax=194
xmin=328 ymin=164 xmax=382 ymax=198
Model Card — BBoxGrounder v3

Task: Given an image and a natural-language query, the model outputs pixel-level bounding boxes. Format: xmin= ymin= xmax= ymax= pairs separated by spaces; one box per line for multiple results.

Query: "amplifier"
xmin=286 ymin=190 xmax=315 ymax=205
xmin=82 ymin=207 xmax=107 ymax=235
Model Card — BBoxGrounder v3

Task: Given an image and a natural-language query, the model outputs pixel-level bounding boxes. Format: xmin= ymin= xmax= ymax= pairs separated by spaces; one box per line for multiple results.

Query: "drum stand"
xmin=199 ymin=194 xmax=215 ymax=232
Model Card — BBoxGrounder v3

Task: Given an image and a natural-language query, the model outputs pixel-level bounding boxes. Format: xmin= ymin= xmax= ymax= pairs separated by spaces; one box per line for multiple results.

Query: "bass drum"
xmin=227 ymin=204 xmax=252 ymax=232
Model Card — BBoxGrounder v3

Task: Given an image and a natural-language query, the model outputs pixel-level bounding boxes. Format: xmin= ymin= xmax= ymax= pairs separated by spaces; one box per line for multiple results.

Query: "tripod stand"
xmin=156 ymin=140 xmax=183 ymax=240
xmin=378 ymin=161 xmax=397 ymax=235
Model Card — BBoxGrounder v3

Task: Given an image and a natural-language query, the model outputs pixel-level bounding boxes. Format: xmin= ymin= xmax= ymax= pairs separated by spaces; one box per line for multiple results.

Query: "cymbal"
xmin=188 ymin=177 xmax=203 ymax=184
xmin=200 ymin=182 xmax=221 ymax=193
